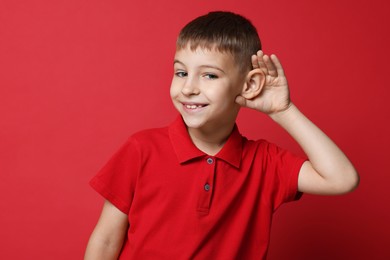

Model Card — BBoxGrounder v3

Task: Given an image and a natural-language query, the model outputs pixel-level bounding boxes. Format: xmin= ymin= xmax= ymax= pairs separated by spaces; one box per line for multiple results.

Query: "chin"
xmin=181 ymin=115 xmax=206 ymax=129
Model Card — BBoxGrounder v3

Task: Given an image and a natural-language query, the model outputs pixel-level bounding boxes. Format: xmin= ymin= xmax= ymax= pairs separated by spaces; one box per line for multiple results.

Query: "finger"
xmin=270 ymin=54 xmax=286 ymax=77
xmin=256 ymin=50 xmax=268 ymax=74
xmin=235 ymin=95 xmax=248 ymax=107
xmin=263 ymin=54 xmax=278 ymax=77
xmin=251 ymin=55 xmax=259 ymax=69
xmin=235 ymin=95 xmax=257 ymax=110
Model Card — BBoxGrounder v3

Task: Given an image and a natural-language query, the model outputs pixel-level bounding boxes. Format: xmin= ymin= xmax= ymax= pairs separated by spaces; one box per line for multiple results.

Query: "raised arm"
xmin=236 ymin=51 xmax=359 ymax=195
xmin=271 ymin=103 xmax=359 ymax=194
xmin=85 ymin=200 xmax=128 ymax=259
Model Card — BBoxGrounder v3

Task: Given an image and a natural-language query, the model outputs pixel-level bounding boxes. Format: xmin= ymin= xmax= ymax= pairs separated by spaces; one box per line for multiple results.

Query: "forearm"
xmin=270 ymin=103 xmax=359 ymax=194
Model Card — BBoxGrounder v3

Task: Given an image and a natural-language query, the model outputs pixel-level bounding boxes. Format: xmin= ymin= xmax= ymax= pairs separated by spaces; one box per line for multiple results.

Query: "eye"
xmin=175 ymin=71 xmax=188 ymax=78
xmin=204 ymin=73 xmax=218 ymax=80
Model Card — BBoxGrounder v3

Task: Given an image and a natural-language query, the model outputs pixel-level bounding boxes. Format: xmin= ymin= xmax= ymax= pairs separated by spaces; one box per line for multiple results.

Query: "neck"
xmin=187 ymin=122 xmax=235 ymax=156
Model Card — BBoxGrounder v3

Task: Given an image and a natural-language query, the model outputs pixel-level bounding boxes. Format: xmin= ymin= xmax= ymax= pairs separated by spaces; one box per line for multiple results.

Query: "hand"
xmin=235 ymin=51 xmax=291 ymax=115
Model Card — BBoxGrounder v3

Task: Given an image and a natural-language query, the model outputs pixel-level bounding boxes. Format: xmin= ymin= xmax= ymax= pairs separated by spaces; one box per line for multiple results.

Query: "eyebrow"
xmin=173 ymin=59 xmax=226 ymax=74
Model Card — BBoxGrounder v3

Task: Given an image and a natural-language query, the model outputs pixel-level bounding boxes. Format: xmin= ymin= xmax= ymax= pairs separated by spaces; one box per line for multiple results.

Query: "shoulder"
xmin=243 ymin=137 xmax=278 ymax=153
xmin=131 ymin=126 xmax=169 ymax=141
xmin=125 ymin=126 xmax=171 ymax=150
xmin=243 ymin=137 xmax=302 ymax=163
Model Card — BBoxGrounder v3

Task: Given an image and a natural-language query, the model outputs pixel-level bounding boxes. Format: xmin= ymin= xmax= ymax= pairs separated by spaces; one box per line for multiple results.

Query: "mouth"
xmin=184 ymin=104 xmax=207 ymax=109
xmin=181 ymin=102 xmax=208 ymax=111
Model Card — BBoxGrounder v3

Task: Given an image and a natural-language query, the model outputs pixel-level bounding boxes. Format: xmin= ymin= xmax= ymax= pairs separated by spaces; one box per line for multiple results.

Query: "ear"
xmin=240 ymin=68 xmax=265 ymax=100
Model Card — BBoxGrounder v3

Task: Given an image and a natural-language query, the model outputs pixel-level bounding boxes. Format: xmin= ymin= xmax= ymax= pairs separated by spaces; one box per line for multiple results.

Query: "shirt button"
xmin=206 ymin=158 xmax=214 ymax=164
xmin=204 ymin=183 xmax=211 ymax=191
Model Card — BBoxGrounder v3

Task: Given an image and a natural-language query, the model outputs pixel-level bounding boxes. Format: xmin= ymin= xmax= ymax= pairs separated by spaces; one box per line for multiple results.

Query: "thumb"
xmin=235 ymin=95 xmax=248 ymax=107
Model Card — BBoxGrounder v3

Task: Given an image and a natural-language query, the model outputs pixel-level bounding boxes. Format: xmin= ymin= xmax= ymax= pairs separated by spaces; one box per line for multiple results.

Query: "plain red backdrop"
xmin=1 ymin=0 xmax=389 ymax=259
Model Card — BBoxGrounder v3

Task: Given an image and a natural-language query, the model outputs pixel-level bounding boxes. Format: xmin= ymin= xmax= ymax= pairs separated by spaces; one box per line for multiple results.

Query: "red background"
xmin=1 ymin=0 xmax=389 ymax=259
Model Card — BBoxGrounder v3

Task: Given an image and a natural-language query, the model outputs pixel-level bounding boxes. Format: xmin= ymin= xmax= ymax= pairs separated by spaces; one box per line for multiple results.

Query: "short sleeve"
xmin=90 ymin=137 xmax=141 ymax=214
xmin=262 ymin=142 xmax=307 ymax=211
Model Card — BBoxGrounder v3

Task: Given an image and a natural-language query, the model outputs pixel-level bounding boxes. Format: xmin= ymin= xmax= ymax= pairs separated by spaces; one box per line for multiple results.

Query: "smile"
xmin=181 ymin=102 xmax=208 ymax=111
xmin=185 ymin=104 xmax=206 ymax=109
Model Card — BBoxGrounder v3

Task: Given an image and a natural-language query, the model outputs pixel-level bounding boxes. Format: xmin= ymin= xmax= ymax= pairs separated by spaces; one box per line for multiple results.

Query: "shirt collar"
xmin=169 ymin=116 xmax=243 ymax=168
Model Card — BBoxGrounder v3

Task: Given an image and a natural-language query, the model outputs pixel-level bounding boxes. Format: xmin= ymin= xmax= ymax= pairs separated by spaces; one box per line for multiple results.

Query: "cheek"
xmin=218 ymin=84 xmax=240 ymax=101
xmin=207 ymin=89 xmax=233 ymax=108
xmin=169 ymin=80 xmax=179 ymax=98
xmin=169 ymin=86 xmax=174 ymax=98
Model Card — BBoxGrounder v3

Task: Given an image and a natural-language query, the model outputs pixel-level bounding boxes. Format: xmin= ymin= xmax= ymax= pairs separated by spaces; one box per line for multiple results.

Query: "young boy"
xmin=85 ymin=11 xmax=359 ymax=259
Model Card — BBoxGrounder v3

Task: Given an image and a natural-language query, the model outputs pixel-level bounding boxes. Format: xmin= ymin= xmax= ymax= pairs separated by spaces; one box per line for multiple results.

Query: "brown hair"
xmin=176 ymin=11 xmax=261 ymax=72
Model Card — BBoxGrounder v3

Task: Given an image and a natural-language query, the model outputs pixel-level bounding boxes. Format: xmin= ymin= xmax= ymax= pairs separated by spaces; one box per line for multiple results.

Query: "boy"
xmin=85 ymin=11 xmax=359 ymax=259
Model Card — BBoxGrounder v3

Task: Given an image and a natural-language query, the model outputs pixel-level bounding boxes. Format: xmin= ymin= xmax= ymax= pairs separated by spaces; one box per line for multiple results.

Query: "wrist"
xmin=269 ymin=102 xmax=298 ymax=123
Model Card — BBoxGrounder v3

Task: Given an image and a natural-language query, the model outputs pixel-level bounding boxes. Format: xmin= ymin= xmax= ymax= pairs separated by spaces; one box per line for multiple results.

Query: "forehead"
xmin=174 ymin=46 xmax=236 ymax=70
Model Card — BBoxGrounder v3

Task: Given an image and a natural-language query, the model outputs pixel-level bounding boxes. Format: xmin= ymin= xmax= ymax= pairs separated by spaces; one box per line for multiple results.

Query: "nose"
xmin=181 ymin=77 xmax=200 ymax=96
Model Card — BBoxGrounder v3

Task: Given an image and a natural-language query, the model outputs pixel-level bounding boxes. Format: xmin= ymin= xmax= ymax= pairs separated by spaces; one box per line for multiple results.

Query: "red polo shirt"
xmin=90 ymin=116 xmax=306 ymax=259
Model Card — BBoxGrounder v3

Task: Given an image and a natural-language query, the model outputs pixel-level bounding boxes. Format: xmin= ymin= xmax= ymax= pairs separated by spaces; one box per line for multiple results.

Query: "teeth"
xmin=185 ymin=104 xmax=204 ymax=109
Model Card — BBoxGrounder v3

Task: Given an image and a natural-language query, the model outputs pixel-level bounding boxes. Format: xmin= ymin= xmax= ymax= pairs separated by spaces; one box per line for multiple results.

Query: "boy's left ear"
xmin=241 ymin=68 xmax=266 ymax=99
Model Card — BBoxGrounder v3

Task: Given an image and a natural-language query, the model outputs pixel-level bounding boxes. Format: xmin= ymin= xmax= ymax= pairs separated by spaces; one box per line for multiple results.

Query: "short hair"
xmin=176 ymin=11 xmax=261 ymax=72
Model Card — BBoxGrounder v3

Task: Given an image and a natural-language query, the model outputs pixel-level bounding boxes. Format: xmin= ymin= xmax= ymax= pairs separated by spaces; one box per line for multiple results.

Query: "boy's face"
xmin=170 ymin=46 xmax=246 ymax=132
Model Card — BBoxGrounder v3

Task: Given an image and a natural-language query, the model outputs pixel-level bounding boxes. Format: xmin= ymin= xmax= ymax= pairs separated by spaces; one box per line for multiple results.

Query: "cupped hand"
xmin=235 ymin=51 xmax=291 ymax=115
